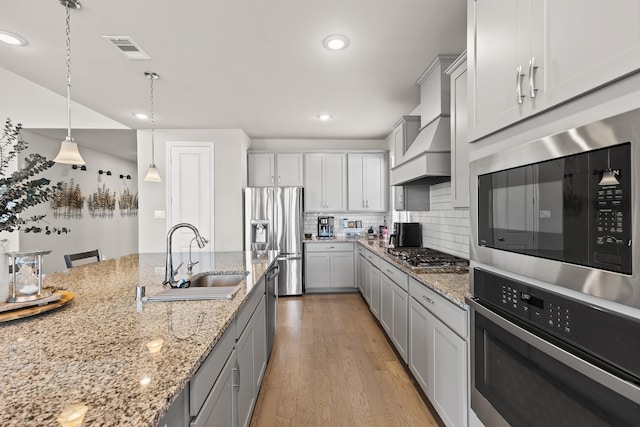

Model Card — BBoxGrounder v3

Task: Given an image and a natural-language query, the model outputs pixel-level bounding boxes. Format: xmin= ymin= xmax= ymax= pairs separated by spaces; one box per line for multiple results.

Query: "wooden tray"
xmin=0 ymin=291 xmax=74 ymax=322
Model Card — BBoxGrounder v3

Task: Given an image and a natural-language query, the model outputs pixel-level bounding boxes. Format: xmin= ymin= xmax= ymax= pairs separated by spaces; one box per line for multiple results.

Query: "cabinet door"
xmin=393 ymin=123 xmax=405 ymax=166
xmin=379 ymin=273 xmax=393 ymax=335
xmin=450 ymin=57 xmax=470 ymax=208
xmin=393 ymin=186 xmax=405 ymax=211
xmin=431 ymin=316 xmax=468 ymax=427
xmin=363 ymin=154 xmax=385 ymax=211
xmin=391 ymin=284 xmax=409 ymax=363
xmin=158 ymin=387 xmax=189 ymax=427
xmin=537 ymin=0 xmax=640 ymax=111
xmin=468 ymin=0 xmax=530 ymax=141
xmin=303 ymin=154 xmax=324 ymax=211
xmin=305 ymin=252 xmax=331 ymax=288
xmin=253 ymin=298 xmax=267 ymax=389
xmin=331 ymin=252 xmax=355 ymax=288
xmin=361 ymin=257 xmax=371 ymax=305
xmin=237 ymin=314 xmax=255 ymax=427
xmin=248 ymin=153 xmax=275 ymax=187
xmin=323 ymin=154 xmax=347 ymax=211
xmin=190 ymin=350 xmax=236 ymax=427
xmin=276 ymin=153 xmax=303 ymax=186
xmin=368 ymin=263 xmax=380 ymax=319
xmin=409 ymin=298 xmax=433 ymax=397
xmin=347 ymin=154 xmax=365 ymax=210
xmin=358 ymin=254 xmax=367 ymax=297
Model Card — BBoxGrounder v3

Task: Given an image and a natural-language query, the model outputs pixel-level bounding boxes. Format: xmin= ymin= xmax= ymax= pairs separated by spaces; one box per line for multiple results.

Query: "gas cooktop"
xmin=387 ymin=247 xmax=469 ymax=274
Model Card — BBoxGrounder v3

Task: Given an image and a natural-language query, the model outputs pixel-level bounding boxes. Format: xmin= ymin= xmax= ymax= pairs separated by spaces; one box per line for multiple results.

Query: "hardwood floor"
xmin=250 ymin=293 xmax=441 ymax=427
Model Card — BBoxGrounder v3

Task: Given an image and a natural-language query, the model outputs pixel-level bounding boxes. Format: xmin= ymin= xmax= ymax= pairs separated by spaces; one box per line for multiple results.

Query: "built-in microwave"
xmin=470 ymin=108 xmax=640 ymax=311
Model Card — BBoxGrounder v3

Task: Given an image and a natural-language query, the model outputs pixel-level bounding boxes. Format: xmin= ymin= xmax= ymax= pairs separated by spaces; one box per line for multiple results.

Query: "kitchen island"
xmin=0 ymin=250 xmax=278 ymax=426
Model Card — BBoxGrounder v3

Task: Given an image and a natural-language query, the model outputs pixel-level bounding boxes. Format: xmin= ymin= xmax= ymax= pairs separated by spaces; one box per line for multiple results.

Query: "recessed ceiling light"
xmin=317 ymin=113 xmax=332 ymax=121
xmin=323 ymin=35 xmax=349 ymax=51
xmin=132 ymin=112 xmax=149 ymax=120
xmin=0 ymin=30 xmax=27 ymax=46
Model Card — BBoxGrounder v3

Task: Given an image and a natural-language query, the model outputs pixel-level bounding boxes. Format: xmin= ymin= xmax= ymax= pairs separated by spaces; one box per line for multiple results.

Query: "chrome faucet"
xmin=164 ymin=223 xmax=208 ymax=287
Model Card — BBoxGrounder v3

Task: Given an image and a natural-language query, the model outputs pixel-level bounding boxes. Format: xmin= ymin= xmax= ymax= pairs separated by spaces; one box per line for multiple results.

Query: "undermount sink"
xmin=188 ymin=271 xmax=249 ymax=288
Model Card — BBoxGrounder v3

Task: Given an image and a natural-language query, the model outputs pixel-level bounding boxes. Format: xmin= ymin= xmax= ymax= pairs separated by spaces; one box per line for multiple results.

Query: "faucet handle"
xmin=173 ymin=261 xmax=184 ymax=276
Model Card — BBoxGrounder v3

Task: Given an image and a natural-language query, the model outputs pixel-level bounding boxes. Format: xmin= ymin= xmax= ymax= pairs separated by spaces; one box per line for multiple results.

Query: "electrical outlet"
xmin=154 ymin=210 xmax=166 ymax=219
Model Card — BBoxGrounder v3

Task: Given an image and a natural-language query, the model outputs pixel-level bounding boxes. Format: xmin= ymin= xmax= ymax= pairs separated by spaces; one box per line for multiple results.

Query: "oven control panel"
xmin=501 ymin=285 xmax=571 ymax=333
xmin=474 ymin=267 xmax=640 ymax=381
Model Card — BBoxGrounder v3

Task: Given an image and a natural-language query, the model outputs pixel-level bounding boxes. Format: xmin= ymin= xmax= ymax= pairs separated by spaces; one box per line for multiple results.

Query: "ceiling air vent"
xmin=102 ymin=36 xmax=151 ymax=60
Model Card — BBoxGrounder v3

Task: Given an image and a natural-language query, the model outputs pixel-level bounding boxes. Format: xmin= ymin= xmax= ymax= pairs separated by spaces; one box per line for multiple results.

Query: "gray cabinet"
xmin=468 ymin=0 xmax=640 ymax=141
xmin=347 ymin=153 xmax=386 ymax=211
xmin=304 ymin=153 xmax=347 ymax=211
xmin=392 ymin=116 xmax=420 ymax=166
xmin=248 ymin=153 xmax=303 ymax=187
xmin=366 ymin=259 xmax=380 ymax=319
xmin=408 ymin=277 xmax=468 ymax=427
xmin=446 ymin=53 xmax=470 ymax=208
xmin=158 ymin=387 xmax=190 ymax=427
xmin=379 ymin=273 xmax=393 ymax=335
xmin=380 ymin=259 xmax=409 ymax=363
xmin=305 ymin=242 xmax=355 ymax=291
xmin=188 ymin=279 xmax=267 ymax=427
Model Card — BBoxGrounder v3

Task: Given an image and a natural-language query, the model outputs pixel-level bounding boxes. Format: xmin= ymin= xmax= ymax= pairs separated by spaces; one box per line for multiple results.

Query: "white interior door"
xmin=167 ymin=143 xmax=214 ymax=254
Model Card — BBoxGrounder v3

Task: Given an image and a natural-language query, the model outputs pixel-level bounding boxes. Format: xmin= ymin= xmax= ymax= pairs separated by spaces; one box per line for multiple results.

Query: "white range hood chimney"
xmin=391 ymin=55 xmax=458 ymax=186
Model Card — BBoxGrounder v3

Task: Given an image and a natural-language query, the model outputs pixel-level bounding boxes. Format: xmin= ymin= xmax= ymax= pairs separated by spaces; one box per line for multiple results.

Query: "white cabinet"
xmin=408 ymin=278 xmax=468 ymax=427
xmin=275 ymin=153 xmax=303 ymax=186
xmin=248 ymin=153 xmax=275 ymax=187
xmin=347 ymin=153 xmax=386 ymax=211
xmin=248 ymin=153 xmax=303 ymax=187
xmin=468 ymin=0 xmax=640 ymax=141
xmin=190 ymin=349 xmax=236 ymax=427
xmin=379 ymin=273 xmax=393 ymax=335
xmin=379 ymin=259 xmax=409 ymax=363
xmin=305 ymin=242 xmax=354 ymax=291
xmin=446 ymin=53 xmax=470 ymax=208
xmin=357 ymin=252 xmax=368 ymax=299
xmin=392 ymin=116 xmax=421 ymax=166
xmin=304 ymin=153 xmax=347 ymax=212
xmin=366 ymin=259 xmax=380 ymax=319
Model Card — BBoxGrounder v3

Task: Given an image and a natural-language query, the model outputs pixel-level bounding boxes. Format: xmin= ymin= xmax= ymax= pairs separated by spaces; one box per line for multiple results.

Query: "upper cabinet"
xmin=304 ymin=153 xmax=347 ymax=212
xmin=446 ymin=53 xmax=469 ymax=208
xmin=468 ymin=0 xmax=640 ymax=141
xmin=347 ymin=153 xmax=387 ymax=212
xmin=392 ymin=116 xmax=420 ymax=167
xmin=248 ymin=153 xmax=303 ymax=187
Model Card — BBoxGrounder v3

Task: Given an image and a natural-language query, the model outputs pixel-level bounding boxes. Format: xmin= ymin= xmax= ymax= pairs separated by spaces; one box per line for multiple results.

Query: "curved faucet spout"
xmin=164 ymin=223 xmax=208 ymax=287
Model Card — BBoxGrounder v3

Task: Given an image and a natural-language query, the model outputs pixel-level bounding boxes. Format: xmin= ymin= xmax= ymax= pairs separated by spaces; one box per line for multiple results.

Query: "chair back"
xmin=64 ymin=250 xmax=102 ymax=268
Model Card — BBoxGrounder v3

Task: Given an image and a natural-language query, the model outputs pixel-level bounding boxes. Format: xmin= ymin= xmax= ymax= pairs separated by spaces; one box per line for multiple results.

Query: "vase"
xmin=0 ymin=239 xmax=8 ymax=302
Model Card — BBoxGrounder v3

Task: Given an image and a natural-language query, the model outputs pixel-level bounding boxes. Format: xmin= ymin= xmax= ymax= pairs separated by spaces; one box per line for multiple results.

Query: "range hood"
xmin=390 ymin=54 xmax=457 ymax=186
xmin=390 ymin=115 xmax=451 ymax=186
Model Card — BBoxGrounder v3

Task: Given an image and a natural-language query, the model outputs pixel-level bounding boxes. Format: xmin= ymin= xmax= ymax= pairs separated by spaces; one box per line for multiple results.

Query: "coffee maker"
xmin=317 ymin=216 xmax=334 ymax=239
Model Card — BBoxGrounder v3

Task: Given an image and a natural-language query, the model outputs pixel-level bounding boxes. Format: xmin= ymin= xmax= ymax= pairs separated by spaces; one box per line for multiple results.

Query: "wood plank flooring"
xmin=250 ymin=293 xmax=441 ymax=427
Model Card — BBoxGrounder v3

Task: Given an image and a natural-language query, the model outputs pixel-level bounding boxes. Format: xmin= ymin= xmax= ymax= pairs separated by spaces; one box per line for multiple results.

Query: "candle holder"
xmin=7 ymin=250 xmax=52 ymax=303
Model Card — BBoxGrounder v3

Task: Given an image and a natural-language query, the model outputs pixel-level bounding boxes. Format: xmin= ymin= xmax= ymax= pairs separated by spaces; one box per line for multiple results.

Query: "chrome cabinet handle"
xmin=529 ymin=57 xmax=538 ymax=98
xmin=271 ymin=175 xmax=274 ymax=183
xmin=422 ymin=295 xmax=435 ymax=304
xmin=516 ymin=65 xmax=525 ymax=104
xmin=232 ymin=367 xmax=239 ymax=388
xmin=386 ymin=269 xmax=393 ymax=275
xmin=278 ymin=175 xmax=281 ymax=184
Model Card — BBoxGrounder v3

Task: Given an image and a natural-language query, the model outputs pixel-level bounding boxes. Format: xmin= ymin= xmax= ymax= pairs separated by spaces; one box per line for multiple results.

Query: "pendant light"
xmin=54 ymin=0 xmax=85 ymax=165
xmin=143 ymin=71 xmax=162 ymax=182
xmin=598 ymin=148 xmax=620 ymax=186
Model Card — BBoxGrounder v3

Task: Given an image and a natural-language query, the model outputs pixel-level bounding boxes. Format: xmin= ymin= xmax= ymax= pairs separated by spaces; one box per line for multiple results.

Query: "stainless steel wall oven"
xmin=468 ymin=108 xmax=640 ymax=426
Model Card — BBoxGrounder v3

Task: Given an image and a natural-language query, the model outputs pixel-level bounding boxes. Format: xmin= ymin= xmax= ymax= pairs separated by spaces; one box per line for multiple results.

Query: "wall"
xmin=0 ymin=67 xmax=127 ymax=254
xmin=18 ymin=130 xmax=138 ymax=274
xmin=137 ymin=129 xmax=250 ymax=253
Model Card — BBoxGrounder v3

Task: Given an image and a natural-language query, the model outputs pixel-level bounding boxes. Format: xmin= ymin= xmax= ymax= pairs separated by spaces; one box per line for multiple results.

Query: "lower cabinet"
xmin=390 ymin=283 xmax=409 ymax=363
xmin=367 ymin=260 xmax=380 ymax=319
xmin=379 ymin=274 xmax=393 ymax=335
xmin=185 ymin=280 xmax=268 ymax=427
xmin=409 ymin=279 xmax=468 ymax=427
xmin=305 ymin=242 xmax=355 ymax=291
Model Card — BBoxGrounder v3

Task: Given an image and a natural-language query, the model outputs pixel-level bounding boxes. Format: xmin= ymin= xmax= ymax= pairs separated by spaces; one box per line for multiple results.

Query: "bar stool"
xmin=63 ymin=250 xmax=102 ymax=268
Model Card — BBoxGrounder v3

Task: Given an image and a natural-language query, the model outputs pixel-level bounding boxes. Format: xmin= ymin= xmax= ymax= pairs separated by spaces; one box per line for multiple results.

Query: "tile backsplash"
xmin=304 ymin=212 xmax=390 ymax=237
xmin=393 ymin=181 xmax=470 ymax=259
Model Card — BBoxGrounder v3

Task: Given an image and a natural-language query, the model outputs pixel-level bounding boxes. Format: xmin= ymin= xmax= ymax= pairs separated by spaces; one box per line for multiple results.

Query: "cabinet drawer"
xmin=190 ymin=321 xmax=235 ymax=416
xmin=409 ymin=277 xmax=467 ymax=338
xmin=236 ymin=279 xmax=265 ymax=339
xmin=379 ymin=259 xmax=408 ymax=291
xmin=361 ymin=248 xmax=379 ymax=269
xmin=305 ymin=242 xmax=353 ymax=252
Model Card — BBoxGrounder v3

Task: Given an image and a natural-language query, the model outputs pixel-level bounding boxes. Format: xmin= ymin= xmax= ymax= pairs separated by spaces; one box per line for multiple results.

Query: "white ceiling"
xmin=0 ymin=0 xmax=466 ymax=141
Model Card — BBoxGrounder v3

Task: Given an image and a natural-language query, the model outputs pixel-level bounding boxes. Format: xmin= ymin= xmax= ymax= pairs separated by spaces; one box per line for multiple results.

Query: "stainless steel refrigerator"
xmin=244 ymin=187 xmax=303 ymax=295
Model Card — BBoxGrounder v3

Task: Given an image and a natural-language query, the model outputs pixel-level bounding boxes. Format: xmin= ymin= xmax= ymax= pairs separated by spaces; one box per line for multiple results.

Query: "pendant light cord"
xmin=65 ymin=3 xmax=72 ymax=140
xmin=150 ymin=73 xmax=155 ymax=164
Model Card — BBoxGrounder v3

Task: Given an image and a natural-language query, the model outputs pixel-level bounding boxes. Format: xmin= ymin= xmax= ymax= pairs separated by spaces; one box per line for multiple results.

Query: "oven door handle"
xmin=467 ymin=297 xmax=640 ymax=405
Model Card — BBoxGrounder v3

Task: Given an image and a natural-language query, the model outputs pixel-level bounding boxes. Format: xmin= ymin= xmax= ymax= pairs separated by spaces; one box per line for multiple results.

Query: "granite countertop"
xmin=356 ymin=239 xmax=470 ymax=309
xmin=0 ymin=250 xmax=278 ymax=427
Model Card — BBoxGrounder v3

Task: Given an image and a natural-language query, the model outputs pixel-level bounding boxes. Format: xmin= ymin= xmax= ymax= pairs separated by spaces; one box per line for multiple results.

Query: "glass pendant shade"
xmin=54 ymin=137 xmax=85 ymax=165
xmin=144 ymin=164 xmax=162 ymax=182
